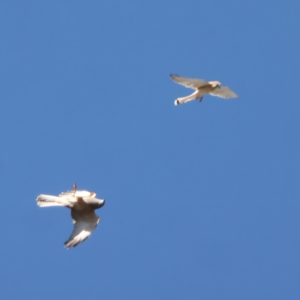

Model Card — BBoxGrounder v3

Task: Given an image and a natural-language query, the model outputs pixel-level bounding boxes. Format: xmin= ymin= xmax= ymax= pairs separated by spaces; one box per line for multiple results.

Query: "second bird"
xmin=170 ymin=74 xmax=238 ymax=105
xmin=36 ymin=184 xmax=105 ymax=248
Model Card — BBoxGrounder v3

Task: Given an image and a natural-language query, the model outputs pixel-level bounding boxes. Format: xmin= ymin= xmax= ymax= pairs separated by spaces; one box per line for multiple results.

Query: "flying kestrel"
xmin=170 ymin=74 xmax=238 ymax=105
xmin=36 ymin=183 xmax=105 ymax=248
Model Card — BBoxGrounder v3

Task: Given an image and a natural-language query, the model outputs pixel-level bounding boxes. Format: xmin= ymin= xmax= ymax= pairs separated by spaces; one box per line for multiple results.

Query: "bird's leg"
xmin=199 ymin=96 xmax=203 ymax=102
xmin=72 ymin=182 xmax=77 ymax=196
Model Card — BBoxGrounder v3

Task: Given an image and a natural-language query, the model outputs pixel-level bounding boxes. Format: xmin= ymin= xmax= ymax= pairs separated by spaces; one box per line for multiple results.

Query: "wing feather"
xmin=36 ymin=194 xmax=71 ymax=207
xmin=210 ymin=86 xmax=238 ymax=99
xmin=170 ymin=74 xmax=207 ymax=89
xmin=64 ymin=210 xmax=100 ymax=248
xmin=59 ymin=190 xmax=96 ymax=198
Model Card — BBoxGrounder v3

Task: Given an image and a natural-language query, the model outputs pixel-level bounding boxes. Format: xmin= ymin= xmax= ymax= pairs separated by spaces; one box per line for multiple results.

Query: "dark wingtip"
xmin=64 ymin=241 xmax=76 ymax=249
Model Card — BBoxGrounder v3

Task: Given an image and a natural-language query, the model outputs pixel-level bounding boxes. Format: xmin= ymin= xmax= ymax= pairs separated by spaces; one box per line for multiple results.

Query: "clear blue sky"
xmin=0 ymin=1 xmax=299 ymax=299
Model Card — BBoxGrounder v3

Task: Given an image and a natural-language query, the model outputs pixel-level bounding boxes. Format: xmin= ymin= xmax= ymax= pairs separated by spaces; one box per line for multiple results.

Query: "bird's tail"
xmin=174 ymin=91 xmax=199 ymax=106
xmin=36 ymin=194 xmax=70 ymax=207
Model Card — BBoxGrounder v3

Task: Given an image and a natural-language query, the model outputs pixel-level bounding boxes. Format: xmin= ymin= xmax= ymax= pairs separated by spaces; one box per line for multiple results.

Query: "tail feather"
xmin=174 ymin=89 xmax=202 ymax=105
xmin=36 ymin=194 xmax=69 ymax=207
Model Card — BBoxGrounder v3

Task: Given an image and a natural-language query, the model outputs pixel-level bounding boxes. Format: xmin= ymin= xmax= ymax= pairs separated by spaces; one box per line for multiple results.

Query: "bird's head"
xmin=97 ymin=199 xmax=105 ymax=208
xmin=210 ymin=81 xmax=221 ymax=88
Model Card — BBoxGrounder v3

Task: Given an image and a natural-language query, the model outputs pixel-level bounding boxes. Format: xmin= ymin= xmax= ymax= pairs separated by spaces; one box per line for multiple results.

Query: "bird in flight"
xmin=170 ymin=74 xmax=238 ymax=105
xmin=36 ymin=183 xmax=105 ymax=248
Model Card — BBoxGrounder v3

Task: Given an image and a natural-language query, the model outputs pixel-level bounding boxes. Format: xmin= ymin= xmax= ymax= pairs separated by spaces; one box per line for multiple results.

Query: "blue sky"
xmin=0 ymin=0 xmax=299 ymax=299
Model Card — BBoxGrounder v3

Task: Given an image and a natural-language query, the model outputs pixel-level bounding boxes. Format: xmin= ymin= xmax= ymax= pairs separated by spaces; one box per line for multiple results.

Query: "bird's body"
xmin=170 ymin=74 xmax=238 ymax=105
xmin=36 ymin=185 xmax=105 ymax=248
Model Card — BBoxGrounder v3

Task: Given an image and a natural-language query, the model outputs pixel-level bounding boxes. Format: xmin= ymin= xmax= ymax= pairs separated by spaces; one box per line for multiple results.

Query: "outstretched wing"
xmin=36 ymin=194 xmax=72 ymax=207
xmin=59 ymin=190 xmax=96 ymax=198
xmin=170 ymin=74 xmax=207 ymax=89
xmin=210 ymin=86 xmax=238 ymax=99
xmin=64 ymin=210 xmax=100 ymax=248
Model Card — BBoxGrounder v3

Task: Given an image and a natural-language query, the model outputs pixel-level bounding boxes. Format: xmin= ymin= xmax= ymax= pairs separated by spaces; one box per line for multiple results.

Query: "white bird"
xmin=36 ymin=183 xmax=105 ymax=248
xmin=170 ymin=74 xmax=238 ymax=105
